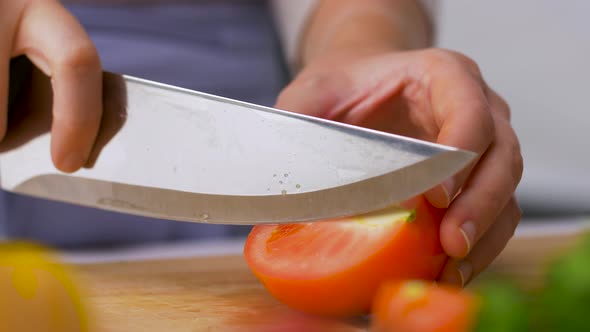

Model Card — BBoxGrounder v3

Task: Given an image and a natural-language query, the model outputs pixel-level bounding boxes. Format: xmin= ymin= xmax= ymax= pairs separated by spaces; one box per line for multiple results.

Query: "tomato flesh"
xmin=243 ymin=195 xmax=447 ymax=317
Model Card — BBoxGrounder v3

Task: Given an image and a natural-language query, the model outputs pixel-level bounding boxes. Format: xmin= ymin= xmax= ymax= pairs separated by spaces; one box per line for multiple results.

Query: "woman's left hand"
xmin=275 ymin=48 xmax=524 ymax=287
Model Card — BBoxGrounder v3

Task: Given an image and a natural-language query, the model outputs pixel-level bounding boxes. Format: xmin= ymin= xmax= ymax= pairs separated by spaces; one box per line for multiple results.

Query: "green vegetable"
xmin=531 ymin=232 xmax=590 ymax=332
xmin=465 ymin=231 xmax=590 ymax=332
xmin=471 ymin=279 xmax=531 ymax=332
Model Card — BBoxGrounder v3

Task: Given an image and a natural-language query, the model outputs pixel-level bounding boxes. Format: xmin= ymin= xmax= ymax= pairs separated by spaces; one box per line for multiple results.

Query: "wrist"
xmin=299 ymin=0 xmax=432 ymax=68
xmin=300 ymin=44 xmax=393 ymax=71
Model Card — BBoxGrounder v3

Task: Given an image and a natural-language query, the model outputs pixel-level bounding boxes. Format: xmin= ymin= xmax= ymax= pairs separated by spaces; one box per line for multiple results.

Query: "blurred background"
xmin=1 ymin=0 xmax=587 ymax=249
xmin=434 ymin=0 xmax=589 ymax=220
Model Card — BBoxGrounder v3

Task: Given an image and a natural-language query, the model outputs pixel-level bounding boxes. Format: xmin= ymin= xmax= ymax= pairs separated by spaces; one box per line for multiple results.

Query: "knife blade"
xmin=1 ymin=59 xmax=476 ymax=224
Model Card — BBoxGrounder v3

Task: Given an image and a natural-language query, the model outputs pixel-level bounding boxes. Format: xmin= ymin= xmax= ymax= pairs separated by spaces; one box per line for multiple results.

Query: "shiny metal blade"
xmin=0 ymin=71 xmax=476 ymax=224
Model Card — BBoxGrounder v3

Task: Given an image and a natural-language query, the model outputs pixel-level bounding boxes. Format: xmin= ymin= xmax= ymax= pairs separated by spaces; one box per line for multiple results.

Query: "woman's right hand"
xmin=2 ymin=0 xmax=103 ymax=172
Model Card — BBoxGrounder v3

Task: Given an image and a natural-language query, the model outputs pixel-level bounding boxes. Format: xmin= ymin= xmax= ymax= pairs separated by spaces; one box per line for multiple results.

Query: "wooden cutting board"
xmin=71 ymin=224 xmax=588 ymax=332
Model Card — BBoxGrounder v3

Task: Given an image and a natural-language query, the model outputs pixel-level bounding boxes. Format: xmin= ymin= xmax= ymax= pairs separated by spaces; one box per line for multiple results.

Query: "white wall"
xmin=435 ymin=1 xmax=590 ymax=215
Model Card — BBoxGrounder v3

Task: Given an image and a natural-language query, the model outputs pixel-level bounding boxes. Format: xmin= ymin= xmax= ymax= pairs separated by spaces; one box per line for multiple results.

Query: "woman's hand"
xmin=1 ymin=0 xmax=103 ymax=172
xmin=275 ymin=48 xmax=524 ymax=287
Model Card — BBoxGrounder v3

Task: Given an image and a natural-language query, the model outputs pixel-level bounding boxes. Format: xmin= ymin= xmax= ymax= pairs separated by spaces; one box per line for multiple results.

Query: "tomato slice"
xmin=371 ymin=280 xmax=479 ymax=332
xmin=243 ymin=195 xmax=447 ymax=317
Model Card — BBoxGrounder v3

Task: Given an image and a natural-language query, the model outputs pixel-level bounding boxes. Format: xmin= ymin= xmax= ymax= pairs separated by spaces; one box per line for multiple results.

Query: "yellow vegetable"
xmin=0 ymin=241 xmax=90 ymax=332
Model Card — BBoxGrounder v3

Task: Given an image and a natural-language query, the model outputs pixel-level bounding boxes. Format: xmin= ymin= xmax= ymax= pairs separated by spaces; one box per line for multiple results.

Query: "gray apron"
xmin=0 ymin=1 xmax=289 ymax=248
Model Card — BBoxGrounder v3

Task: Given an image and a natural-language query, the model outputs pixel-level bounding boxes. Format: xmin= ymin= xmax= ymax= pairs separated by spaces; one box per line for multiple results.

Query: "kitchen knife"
xmin=1 ymin=57 xmax=476 ymax=225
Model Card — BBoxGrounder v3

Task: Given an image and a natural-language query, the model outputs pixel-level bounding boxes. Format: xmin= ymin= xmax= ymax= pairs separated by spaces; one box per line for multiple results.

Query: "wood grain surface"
xmin=72 ymin=224 xmax=589 ymax=332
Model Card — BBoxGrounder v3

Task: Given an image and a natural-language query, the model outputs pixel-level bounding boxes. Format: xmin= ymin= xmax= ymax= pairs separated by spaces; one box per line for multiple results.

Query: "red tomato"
xmin=243 ymin=195 xmax=447 ymax=317
xmin=371 ymin=280 xmax=479 ymax=332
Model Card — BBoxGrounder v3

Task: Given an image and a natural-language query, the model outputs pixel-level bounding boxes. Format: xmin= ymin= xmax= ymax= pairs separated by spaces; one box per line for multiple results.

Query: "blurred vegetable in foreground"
xmin=531 ymin=231 xmax=590 ymax=332
xmin=370 ymin=231 xmax=590 ymax=332
xmin=0 ymin=241 xmax=91 ymax=332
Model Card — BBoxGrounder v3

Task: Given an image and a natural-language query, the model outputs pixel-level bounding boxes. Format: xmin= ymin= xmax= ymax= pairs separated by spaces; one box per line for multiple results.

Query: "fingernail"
xmin=460 ymin=221 xmax=477 ymax=254
xmin=441 ymin=178 xmax=455 ymax=204
xmin=458 ymin=261 xmax=473 ymax=287
xmin=425 ymin=179 xmax=456 ymax=208
xmin=437 ymin=261 xmax=462 ymax=286
xmin=442 ymin=178 xmax=455 ymax=202
xmin=59 ymin=152 xmax=85 ymax=173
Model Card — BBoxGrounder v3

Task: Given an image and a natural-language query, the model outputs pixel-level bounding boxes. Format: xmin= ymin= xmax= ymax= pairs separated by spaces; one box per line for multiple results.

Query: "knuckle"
xmin=492 ymin=119 xmax=524 ymax=191
xmin=297 ymin=73 xmax=335 ymax=91
xmin=496 ymin=94 xmax=511 ymax=113
xmin=275 ymin=83 xmax=295 ymax=107
xmin=283 ymin=72 xmax=334 ymax=97
xmin=508 ymin=199 xmax=522 ymax=236
xmin=449 ymin=50 xmax=480 ymax=76
xmin=466 ymin=90 xmax=495 ymax=134
xmin=480 ymin=187 xmax=505 ymax=214
xmin=505 ymin=129 xmax=524 ymax=185
xmin=423 ymin=48 xmax=457 ymax=70
xmin=488 ymin=87 xmax=512 ymax=122
xmin=512 ymin=147 xmax=524 ymax=184
xmin=461 ymin=55 xmax=482 ymax=77
xmin=58 ymin=41 xmax=101 ymax=72
xmin=424 ymin=48 xmax=481 ymax=74
xmin=491 ymin=91 xmax=512 ymax=120
xmin=424 ymin=47 xmax=451 ymax=60
xmin=497 ymin=104 xmax=512 ymax=120
xmin=424 ymin=48 xmax=461 ymax=62
xmin=275 ymin=73 xmax=341 ymax=114
xmin=515 ymin=205 xmax=523 ymax=223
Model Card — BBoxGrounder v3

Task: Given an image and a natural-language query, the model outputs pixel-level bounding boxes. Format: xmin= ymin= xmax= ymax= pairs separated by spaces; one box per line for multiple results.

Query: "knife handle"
xmin=8 ymin=56 xmax=34 ymax=115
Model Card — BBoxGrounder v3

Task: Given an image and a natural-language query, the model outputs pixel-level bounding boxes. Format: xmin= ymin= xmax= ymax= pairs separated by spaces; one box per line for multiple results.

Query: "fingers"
xmin=418 ymin=51 xmax=522 ymax=286
xmin=423 ymin=57 xmax=496 ymax=208
xmin=439 ymin=114 xmax=523 ymax=258
xmin=13 ymin=0 xmax=103 ymax=172
xmin=437 ymin=197 xmax=521 ymax=286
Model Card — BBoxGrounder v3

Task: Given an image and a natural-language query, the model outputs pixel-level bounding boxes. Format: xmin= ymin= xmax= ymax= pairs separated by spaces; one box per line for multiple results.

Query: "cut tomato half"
xmin=243 ymin=195 xmax=447 ymax=317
